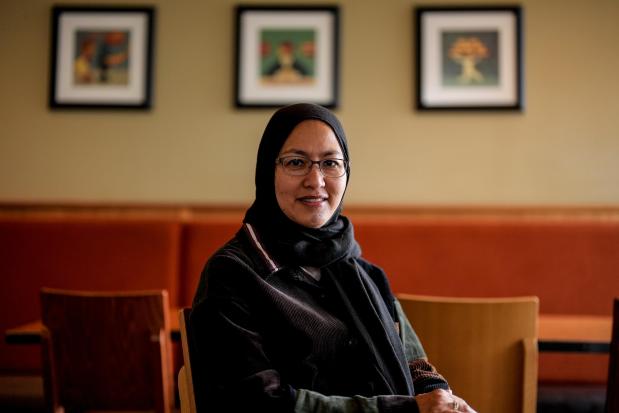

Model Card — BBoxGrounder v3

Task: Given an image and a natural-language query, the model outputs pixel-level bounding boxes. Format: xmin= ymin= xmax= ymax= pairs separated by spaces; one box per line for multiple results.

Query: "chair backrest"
xmin=40 ymin=288 xmax=173 ymax=413
xmin=397 ymin=294 xmax=539 ymax=413
xmin=606 ymin=298 xmax=619 ymax=413
xmin=178 ymin=308 xmax=197 ymax=413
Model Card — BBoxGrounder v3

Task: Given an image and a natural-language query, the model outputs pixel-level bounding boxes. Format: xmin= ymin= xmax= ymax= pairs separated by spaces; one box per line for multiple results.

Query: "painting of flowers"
xmin=442 ymin=31 xmax=499 ymax=87
xmin=415 ymin=6 xmax=522 ymax=111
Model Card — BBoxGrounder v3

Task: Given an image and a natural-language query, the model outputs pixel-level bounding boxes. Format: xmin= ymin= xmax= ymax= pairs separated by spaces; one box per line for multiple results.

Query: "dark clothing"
xmin=191 ymin=226 xmax=449 ymax=412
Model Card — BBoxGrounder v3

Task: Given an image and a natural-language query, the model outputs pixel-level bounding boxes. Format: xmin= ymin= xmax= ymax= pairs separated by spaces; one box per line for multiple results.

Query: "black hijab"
xmin=242 ymin=103 xmax=415 ymax=397
xmin=243 ymin=103 xmax=358 ymax=268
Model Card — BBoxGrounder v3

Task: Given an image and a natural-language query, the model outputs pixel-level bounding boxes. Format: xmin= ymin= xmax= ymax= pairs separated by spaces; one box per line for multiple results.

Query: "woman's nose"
xmin=303 ymin=164 xmax=325 ymax=187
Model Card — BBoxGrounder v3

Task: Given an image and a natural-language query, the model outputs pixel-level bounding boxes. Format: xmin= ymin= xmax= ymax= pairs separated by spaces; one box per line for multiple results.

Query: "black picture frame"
xmin=235 ymin=5 xmax=340 ymax=109
xmin=415 ymin=6 xmax=523 ymax=111
xmin=49 ymin=5 xmax=155 ymax=110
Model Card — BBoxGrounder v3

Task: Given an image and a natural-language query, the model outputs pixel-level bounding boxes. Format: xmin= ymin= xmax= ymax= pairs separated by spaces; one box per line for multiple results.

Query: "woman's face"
xmin=275 ymin=120 xmax=347 ymax=228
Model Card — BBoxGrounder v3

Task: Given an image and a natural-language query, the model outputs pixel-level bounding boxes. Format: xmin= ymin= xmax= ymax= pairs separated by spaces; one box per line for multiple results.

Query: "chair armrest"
xmin=178 ymin=366 xmax=191 ymax=413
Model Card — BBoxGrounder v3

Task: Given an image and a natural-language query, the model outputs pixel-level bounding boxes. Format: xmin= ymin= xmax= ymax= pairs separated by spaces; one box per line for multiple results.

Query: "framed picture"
xmin=235 ymin=6 xmax=340 ymax=108
xmin=415 ymin=6 xmax=523 ymax=111
xmin=49 ymin=6 xmax=155 ymax=109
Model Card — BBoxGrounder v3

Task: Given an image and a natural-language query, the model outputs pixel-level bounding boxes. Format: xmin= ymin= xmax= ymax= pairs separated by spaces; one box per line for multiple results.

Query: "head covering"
xmin=243 ymin=103 xmax=356 ymax=268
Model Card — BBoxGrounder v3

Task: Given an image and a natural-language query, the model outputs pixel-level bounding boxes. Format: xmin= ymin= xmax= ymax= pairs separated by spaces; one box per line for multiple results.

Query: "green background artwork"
xmin=260 ymin=29 xmax=316 ymax=81
xmin=441 ymin=31 xmax=499 ymax=87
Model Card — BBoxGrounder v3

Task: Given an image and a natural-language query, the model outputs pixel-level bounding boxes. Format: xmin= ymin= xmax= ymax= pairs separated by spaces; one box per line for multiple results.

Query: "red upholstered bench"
xmin=176 ymin=210 xmax=619 ymax=383
xmin=0 ymin=216 xmax=181 ymax=374
xmin=349 ymin=212 xmax=619 ymax=383
xmin=178 ymin=216 xmax=241 ymax=307
xmin=2 ymin=206 xmax=617 ymax=387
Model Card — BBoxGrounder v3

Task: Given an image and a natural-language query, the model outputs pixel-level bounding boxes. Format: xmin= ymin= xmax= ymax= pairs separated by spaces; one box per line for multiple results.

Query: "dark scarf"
xmin=243 ymin=103 xmax=414 ymax=396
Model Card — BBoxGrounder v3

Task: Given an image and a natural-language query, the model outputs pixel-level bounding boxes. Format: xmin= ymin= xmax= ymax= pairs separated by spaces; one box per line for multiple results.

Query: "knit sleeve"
xmin=394 ymin=300 xmax=450 ymax=394
xmin=295 ymin=390 xmax=419 ymax=413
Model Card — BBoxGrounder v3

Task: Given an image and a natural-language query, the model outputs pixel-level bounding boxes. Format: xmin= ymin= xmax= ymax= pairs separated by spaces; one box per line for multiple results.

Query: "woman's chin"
xmin=289 ymin=210 xmax=330 ymax=229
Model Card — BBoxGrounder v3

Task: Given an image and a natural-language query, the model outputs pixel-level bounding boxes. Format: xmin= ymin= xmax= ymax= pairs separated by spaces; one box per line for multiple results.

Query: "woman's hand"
xmin=416 ymin=389 xmax=477 ymax=413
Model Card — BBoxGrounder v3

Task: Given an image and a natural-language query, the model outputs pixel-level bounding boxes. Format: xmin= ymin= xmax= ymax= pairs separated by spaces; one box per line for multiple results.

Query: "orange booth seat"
xmin=2 ymin=207 xmax=618 ymax=386
xmin=178 ymin=217 xmax=241 ymax=306
xmin=0 ymin=216 xmax=181 ymax=375
xmin=352 ymin=214 xmax=619 ymax=316
xmin=177 ymin=210 xmax=619 ymax=384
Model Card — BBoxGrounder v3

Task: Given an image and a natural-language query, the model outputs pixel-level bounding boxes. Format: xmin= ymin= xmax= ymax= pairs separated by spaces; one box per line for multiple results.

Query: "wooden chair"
xmin=606 ymin=298 xmax=619 ymax=413
xmin=40 ymin=288 xmax=173 ymax=413
xmin=397 ymin=294 xmax=539 ymax=413
xmin=178 ymin=308 xmax=198 ymax=413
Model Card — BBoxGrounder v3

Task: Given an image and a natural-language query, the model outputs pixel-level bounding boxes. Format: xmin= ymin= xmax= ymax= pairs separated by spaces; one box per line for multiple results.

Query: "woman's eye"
xmin=322 ymin=159 xmax=341 ymax=169
xmin=285 ymin=158 xmax=307 ymax=168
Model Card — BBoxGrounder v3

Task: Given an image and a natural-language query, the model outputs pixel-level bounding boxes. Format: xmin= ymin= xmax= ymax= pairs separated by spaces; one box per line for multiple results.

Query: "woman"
xmin=191 ymin=103 xmax=475 ymax=413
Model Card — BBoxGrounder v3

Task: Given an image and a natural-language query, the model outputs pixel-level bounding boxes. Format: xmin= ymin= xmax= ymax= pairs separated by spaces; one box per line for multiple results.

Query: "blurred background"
xmin=1 ymin=0 xmax=618 ymax=207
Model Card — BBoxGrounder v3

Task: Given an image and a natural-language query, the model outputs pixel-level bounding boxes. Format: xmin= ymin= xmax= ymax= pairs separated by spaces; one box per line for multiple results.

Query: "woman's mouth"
xmin=298 ymin=196 xmax=327 ymax=206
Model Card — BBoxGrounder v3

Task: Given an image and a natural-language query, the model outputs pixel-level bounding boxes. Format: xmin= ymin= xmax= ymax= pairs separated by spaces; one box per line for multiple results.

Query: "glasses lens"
xmin=278 ymin=156 xmax=347 ymax=177
xmin=280 ymin=157 xmax=309 ymax=175
xmin=320 ymin=159 xmax=346 ymax=177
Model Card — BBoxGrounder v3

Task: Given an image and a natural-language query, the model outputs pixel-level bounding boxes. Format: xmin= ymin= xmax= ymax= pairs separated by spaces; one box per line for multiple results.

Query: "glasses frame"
xmin=276 ymin=156 xmax=348 ymax=178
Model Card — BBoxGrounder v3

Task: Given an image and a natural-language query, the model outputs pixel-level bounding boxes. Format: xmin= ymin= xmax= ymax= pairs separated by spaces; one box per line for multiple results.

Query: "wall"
xmin=1 ymin=0 xmax=618 ymax=206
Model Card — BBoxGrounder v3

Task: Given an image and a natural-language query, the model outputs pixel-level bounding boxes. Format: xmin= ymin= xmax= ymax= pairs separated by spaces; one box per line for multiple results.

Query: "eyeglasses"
xmin=276 ymin=155 xmax=348 ymax=178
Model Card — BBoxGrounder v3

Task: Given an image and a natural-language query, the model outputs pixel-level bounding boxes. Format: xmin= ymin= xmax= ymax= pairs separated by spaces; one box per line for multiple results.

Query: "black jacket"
xmin=191 ymin=228 xmax=449 ymax=413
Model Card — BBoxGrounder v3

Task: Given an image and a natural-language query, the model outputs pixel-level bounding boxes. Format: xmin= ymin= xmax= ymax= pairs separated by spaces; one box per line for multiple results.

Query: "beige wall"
xmin=1 ymin=0 xmax=618 ymax=206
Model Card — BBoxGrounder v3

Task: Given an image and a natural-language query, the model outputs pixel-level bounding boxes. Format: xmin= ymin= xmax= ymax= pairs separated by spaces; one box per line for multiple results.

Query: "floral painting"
xmin=415 ymin=6 xmax=523 ymax=110
xmin=442 ymin=31 xmax=499 ymax=87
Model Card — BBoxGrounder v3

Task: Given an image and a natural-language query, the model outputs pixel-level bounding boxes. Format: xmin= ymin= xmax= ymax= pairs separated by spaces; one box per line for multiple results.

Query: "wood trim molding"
xmin=1 ymin=202 xmax=619 ymax=220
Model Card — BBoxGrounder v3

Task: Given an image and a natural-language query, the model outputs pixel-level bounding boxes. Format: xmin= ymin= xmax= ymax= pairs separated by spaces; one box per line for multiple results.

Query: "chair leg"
xmin=150 ymin=329 xmax=171 ymax=413
xmin=41 ymin=328 xmax=62 ymax=413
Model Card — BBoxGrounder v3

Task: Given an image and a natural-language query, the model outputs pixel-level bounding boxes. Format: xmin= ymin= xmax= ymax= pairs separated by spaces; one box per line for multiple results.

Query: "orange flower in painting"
xmin=104 ymin=31 xmax=126 ymax=45
xmin=301 ymin=41 xmax=315 ymax=58
xmin=448 ymin=36 xmax=489 ymax=84
xmin=261 ymin=41 xmax=271 ymax=57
